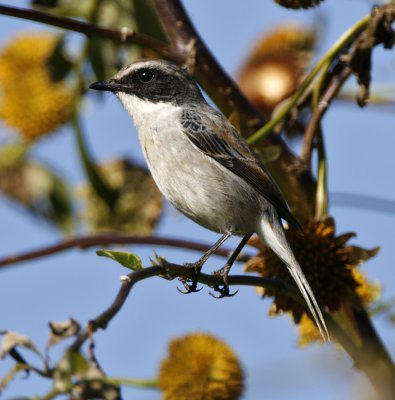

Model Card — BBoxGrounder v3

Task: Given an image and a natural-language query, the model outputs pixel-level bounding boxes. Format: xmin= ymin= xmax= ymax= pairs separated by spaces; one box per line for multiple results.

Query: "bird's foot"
xmin=177 ymin=262 xmax=203 ymax=294
xmin=209 ymin=264 xmax=238 ymax=299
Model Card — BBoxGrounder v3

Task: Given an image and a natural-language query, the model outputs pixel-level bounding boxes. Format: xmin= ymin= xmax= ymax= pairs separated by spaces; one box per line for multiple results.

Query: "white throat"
xmin=116 ymin=92 xmax=181 ymax=133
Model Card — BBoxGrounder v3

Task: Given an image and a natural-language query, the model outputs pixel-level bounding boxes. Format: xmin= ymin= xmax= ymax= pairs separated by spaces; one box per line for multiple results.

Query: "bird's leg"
xmin=210 ymin=233 xmax=252 ymax=298
xmin=178 ymin=232 xmax=231 ymax=294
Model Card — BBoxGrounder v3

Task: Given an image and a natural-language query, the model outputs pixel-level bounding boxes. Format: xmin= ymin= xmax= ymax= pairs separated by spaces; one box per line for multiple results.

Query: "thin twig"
xmin=0 ymin=4 xmax=174 ymax=58
xmin=69 ymin=263 xmax=294 ymax=351
xmin=247 ymin=15 xmax=369 ymax=145
xmin=69 ymin=266 xmax=164 ymax=351
xmin=0 ymin=234 xmax=252 ymax=269
xmin=301 ymin=65 xmax=353 ymax=165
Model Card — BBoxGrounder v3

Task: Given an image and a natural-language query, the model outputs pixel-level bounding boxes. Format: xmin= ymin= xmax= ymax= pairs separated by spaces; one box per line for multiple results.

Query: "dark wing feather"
xmin=181 ymin=107 xmax=302 ymax=232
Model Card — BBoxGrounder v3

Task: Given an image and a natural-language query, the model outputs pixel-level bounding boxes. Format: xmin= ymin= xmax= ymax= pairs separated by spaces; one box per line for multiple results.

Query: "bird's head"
xmin=89 ymin=59 xmax=204 ymax=109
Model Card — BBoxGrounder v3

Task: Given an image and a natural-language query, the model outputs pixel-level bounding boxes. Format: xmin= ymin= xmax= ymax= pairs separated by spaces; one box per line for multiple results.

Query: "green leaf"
xmin=97 ymin=250 xmax=143 ymax=271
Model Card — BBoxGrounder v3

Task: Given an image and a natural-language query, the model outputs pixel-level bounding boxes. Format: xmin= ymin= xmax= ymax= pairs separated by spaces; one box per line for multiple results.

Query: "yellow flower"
xmin=352 ymin=268 xmax=381 ymax=306
xmin=158 ymin=333 xmax=244 ymax=400
xmin=274 ymin=0 xmax=324 ymax=9
xmin=0 ymin=32 xmax=72 ymax=140
xmin=238 ymin=24 xmax=317 ymax=118
xmin=78 ymin=159 xmax=163 ymax=233
xmin=245 ymin=217 xmax=380 ymax=325
xmin=297 ymin=314 xmax=323 ymax=347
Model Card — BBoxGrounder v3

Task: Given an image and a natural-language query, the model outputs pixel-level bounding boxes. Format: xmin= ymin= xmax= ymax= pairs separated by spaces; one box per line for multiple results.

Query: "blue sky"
xmin=0 ymin=1 xmax=394 ymax=399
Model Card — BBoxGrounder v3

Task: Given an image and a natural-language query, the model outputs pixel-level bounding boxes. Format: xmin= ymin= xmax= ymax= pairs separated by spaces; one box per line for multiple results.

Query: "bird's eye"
xmin=138 ymin=70 xmax=154 ymax=83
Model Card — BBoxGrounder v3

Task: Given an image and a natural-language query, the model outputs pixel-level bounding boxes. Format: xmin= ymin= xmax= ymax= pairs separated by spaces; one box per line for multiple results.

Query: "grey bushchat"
xmin=90 ymin=59 xmax=329 ymax=340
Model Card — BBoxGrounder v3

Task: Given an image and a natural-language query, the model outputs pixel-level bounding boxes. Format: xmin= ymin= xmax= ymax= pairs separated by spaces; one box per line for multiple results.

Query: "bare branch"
xmin=0 ymin=234 xmax=252 ymax=269
xmin=69 ymin=263 xmax=292 ymax=351
xmin=0 ymin=4 xmax=174 ymax=58
xmin=301 ymin=3 xmax=395 ymax=165
xmin=301 ymin=65 xmax=352 ymax=165
xmin=152 ymin=0 xmax=264 ymax=132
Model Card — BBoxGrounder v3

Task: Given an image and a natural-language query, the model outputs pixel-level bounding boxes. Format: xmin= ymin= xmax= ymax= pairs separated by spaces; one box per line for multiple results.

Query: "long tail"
xmin=258 ymin=214 xmax=330 ymax=341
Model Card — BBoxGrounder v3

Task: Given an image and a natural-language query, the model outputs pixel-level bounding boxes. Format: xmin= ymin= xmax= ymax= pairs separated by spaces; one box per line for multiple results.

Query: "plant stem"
xmin=247 ymin=15 xmax=370 ymax=144
xmin=312 ymin=62 xmax=330 ymax=219
xmin=0 ymin=233 xmax=252 ymax=269
xmin=106 ymin=377 xmax=158 ymax=388
xmin=71 ymin=114 xmax=119 ymax=210
xmin=69 ymin=3 xmax=120 ymax=210
xmin=314 ymin=128 xmax=328 ymax=219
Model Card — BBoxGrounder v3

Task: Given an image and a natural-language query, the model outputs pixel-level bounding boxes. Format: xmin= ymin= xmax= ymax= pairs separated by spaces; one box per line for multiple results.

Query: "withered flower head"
xmin=78 ymin=158 xmax=163 ymax=233
xmin=0 ymin=32 xmax=72 ymax=141
xmin=274 ymin=0 xmax=324 ymax=9
xmin=238 ymin=24 xmax=317 ymax=118
xmin=245 ymin=217 xmax=380 ymax=325
xmin=0 ymin=143 xmax=73 ymax=231
xmin=0 ymin=142 xmax=50 ymax=206
xmin=297 ymin=267 xmax=380 ymax=346
xmin=158 ymin=332 xmax=244 ymax=400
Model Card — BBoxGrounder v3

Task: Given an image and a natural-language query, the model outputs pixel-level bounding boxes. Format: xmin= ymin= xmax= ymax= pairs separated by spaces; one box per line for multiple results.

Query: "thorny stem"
xmin=247 ymin=15 xmax=370 ymax=144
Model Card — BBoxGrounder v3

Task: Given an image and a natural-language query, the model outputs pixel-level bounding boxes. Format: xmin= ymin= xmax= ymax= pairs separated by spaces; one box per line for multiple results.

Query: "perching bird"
xmin=90 ymin=59 xmax=329 ymax=341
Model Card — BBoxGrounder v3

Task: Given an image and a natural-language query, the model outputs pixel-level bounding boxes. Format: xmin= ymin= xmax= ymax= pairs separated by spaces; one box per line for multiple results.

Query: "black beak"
xmin=89 ymin=79 xmax=125 ymax=92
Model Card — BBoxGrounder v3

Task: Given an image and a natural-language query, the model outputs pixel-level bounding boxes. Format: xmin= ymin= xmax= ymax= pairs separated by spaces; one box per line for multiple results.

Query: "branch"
xmin=0 ymin=234 xmax=252 ymax=269
xmin=0 ymin=4 xmax=174 ymax=58
xmin=67 ymin=259 xmax=395 ymax=400
xmin=301 ymin=3 xmax=395 ymax=165
xmin=301 ymin=65 xmax=353 ymax=165
xmin=152 ymin=0 xmax=265 ymax=133
xmin=69 ymin=264 xmax=291 ymax=351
